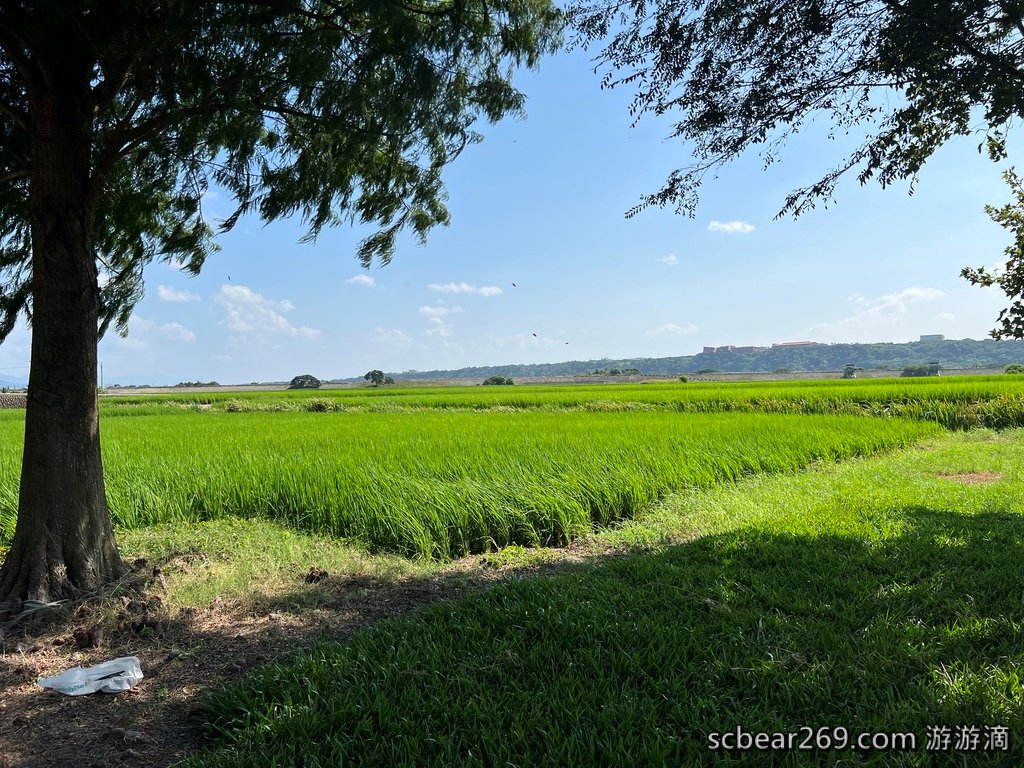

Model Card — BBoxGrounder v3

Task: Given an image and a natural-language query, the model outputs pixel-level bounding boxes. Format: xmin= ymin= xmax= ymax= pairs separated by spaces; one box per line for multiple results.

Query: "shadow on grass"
xmin=0 ymin=549 xmax=606 ymax=768
xmin=4 ymin=507 xmax=1024 ymax=767
xmin=189 ymin=507 xmax=1024 ymax=767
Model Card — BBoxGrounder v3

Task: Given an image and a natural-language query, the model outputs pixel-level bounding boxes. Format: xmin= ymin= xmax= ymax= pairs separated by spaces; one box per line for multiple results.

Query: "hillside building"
xmin=703 ymin=344 xmax=770 ymax=353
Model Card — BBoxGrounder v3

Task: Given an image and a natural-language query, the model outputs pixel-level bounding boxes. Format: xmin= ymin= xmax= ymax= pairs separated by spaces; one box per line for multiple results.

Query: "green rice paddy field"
xmin=102 ymin=375 xmax=1024 ymax=429
xmin=5 ymin=376 xmax=1001 ymax=555
xmin=1 ymin=376 xmax=1022 ymax=554
xmin=189 ymin=428 xmax=1024 ymax=767
xmin=6 ymin=375 xmax=1024 ymax=766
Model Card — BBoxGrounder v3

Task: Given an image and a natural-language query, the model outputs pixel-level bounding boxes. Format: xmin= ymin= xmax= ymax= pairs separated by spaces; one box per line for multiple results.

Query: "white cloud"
xmin=848 ymin=286 xmax=945 ymax=318
xmin=418 ymin=304 xmax=464 ymax=318
xmin=217 ymin=284 xmax=320 ymax=339
xmin=708 ymin=220 xmax=755 ymax=234
xmin=113 ymin=316 xmax=195 ymax=348
xmin=808 ymin=285 xmax=946 ymax=341
xmin=373 ymin=327 xmax=413 ymax=346
xmin=114 ymin=316 xmax=153 ymax=350
xmin=425 ymin=318 xmax=455 ymax=337
xmin=345 ymin=274 xmax=376 ymax=287
xmin=160 ymin=322 xmax=196 ymax=343
xmin=157 ymin=285 xmax=201 ymax=302
xmin=647 ymin=323 xmax=698 ymax=337
xmin=418 ymin=304 xmax=464 ymax=338
xmin=935 ymin=312 xmax=955 ymax=322
xmin=428 ymin=282 xmax=502 ymax=297
xmin=115 ymin=337 xmax=147 ymax=351
xmin=656 ymin=253 xmax=678 ymax=265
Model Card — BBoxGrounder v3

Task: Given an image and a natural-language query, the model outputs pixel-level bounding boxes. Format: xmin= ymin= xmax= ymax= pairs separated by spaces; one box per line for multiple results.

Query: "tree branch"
xmin=881 ymin=0 xmax=1024 ymax=85
xmin=0 ymin=6 xmax=37 ymax=86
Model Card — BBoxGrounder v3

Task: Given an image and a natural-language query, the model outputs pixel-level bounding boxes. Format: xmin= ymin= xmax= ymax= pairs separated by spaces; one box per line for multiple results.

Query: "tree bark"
xmin=0 ymin=52 xmax=123 ymax=604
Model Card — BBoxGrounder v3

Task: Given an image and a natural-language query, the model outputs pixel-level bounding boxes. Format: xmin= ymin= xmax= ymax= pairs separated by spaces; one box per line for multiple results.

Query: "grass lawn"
xmin=183 ymin=430 xmax=1024 ymax=767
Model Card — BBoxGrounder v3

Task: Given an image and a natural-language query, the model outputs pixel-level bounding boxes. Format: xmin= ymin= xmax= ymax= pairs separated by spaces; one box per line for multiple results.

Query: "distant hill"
xmin=0 ymin=373 xmax=27 ymax=389
xmin=342 ymin=338 xmax=1024 ymax=382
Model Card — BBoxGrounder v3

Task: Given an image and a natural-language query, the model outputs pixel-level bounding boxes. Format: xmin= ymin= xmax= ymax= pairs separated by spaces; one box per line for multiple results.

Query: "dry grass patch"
xmin=938 ymin=471 xmax=1003 ymax=485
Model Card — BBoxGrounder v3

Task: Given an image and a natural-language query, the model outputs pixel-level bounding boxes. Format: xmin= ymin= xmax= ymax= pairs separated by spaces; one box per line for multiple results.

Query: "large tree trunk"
xmin=0 ymin=54 xmax=122 ymax=605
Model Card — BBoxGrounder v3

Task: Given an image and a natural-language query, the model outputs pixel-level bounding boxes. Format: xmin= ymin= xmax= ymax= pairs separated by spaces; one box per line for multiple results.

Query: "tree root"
xmin=0 ymin=598 xmax=68 ymax=631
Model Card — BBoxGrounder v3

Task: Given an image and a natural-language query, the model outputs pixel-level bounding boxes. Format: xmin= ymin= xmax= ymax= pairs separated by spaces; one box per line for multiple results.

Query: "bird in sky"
xmin=512 ymin=283 xmax=517 ymax=288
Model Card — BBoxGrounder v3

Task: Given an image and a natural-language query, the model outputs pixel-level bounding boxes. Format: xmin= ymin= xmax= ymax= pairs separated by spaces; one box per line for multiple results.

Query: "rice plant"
xmin=0 ymin=410 xmax=939 ymax=555
xmin=99 ymin=375 xmax=1024 ymax=429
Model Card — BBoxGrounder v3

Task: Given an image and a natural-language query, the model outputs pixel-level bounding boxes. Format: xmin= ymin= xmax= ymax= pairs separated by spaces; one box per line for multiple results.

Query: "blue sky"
xmin=0 ymin=42 xmax=1013 ymax=385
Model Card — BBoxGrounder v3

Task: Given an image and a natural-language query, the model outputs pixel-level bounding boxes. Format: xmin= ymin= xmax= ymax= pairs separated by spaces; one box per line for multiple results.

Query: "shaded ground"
xmin=0 ymin=545 xmax=607 ymax=768
xmin=192 ymin=508 xmax=1024 ymax=767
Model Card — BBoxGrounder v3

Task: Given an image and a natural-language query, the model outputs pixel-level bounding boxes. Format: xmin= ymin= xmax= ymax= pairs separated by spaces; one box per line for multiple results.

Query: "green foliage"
xmin=902 ymin=364 xmax=940 ymax=378
xmin=288 ymin=374 xmax=321 ymax=390
xmin=0 ymin=2 xmax=563 ymax=339
xmin=364 ymin=370 xmax=386 ymax=387
xmin=678 ymin=375 xmax=688 ymax=383
xmin=570 ymin=0 xmax=1023 ymax=218
xmin=1006 ymin=364 xmax=1024 ymax=374
xmin=482 ymin=375 xmax=514 ymax=386
xmin=963 ymin=169 xmax=1024 ymax=338
xmin=188 ymin=431 xmax=1024 ymax=767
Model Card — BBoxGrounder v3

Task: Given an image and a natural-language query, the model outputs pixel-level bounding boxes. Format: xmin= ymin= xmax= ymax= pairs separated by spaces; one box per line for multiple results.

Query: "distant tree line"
xmin=369 ymin=339 xmax=1024 ymax=382
xmin=364 ymin=370 xmax=395 ymax=387
xmin=901 ymin=363 xmax=941 ymax=378
xmin=289 ymin=374 xmax=322 ymax=390
xmin=588 ymin=368 xmax=641 ymax=376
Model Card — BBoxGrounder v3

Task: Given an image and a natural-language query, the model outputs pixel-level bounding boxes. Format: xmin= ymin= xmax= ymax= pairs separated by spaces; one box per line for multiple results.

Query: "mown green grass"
xmin=120 ymin=517 xmax=427 ymax=608
xmin=99 ymin=375 xmax=1024 ymax=429
xmin=188 ymin=430 xmax=1024 ymax=767
xmin=0 ymin=411 xmax=937 ymax=557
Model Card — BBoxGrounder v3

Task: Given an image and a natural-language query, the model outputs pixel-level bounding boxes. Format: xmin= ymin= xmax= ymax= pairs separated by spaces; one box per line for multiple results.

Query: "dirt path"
xmin=0 ymin=548 xmax=602 ymax=768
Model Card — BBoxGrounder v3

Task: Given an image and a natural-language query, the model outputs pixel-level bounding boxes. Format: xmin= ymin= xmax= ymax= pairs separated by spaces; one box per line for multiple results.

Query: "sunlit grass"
xmin=188 ymin=430 xmax=1024 ymax=767
xmin=119 ymin=517 xmax=428 ymax=608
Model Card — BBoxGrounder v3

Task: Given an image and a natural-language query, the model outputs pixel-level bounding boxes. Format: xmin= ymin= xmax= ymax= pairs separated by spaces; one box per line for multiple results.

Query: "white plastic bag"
xmin=38 ymin=656 xmax=144 ymax=695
